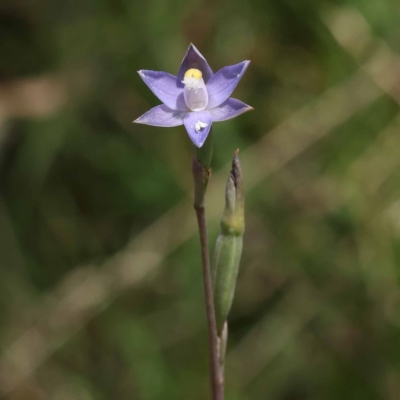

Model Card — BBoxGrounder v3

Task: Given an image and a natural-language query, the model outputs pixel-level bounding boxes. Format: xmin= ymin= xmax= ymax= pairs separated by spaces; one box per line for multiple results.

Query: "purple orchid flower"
xmin=134 ymin=44 xmax=253 ymax=148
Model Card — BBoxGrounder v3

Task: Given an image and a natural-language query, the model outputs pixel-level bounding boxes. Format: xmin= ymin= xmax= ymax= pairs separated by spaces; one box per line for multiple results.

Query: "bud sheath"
xmin=212 ymin=150 xmax=244 ymax=335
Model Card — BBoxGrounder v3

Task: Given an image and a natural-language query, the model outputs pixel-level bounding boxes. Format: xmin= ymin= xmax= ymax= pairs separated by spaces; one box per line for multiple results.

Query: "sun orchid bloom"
xmin=134 ymin=44 xmax=252 ymax=148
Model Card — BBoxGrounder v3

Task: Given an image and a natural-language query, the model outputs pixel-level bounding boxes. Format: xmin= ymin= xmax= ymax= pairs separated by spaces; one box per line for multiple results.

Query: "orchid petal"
xmin=206 ymin=61 xmax=250 ymax=109
xmin=138 ymin=70 xmax=187 ymax=111
xmin=134 ymin=105 xmax=185 ymax=127
xmin=177 ymin=44 xmax=214 ymax=85
xmin=209 ymin=98 xmax=253 ymax=122
xmin=183 ymin=110 xmax=213 ymax=148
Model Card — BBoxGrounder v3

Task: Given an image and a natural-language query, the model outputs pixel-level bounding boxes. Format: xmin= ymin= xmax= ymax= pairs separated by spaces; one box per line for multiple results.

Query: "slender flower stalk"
xmin=192 ymin=130 xmax=223 ymax=400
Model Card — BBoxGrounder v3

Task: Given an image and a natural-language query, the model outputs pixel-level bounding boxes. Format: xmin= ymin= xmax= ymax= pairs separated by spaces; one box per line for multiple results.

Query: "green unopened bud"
xmin=213 ymin=150 xmax=245 ymax=335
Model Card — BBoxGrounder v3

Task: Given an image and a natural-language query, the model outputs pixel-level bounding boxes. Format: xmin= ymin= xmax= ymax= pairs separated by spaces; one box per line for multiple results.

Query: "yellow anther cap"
xmin=184 ymin=68 xmax=202 ymax=80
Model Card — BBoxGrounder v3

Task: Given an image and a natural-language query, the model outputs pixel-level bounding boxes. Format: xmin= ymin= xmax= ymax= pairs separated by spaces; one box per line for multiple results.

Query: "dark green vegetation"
xmin=1 ymin=0 xmax=400 ymax=399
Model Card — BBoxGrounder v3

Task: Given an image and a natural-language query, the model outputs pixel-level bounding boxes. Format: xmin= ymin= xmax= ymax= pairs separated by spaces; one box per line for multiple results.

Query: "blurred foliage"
xmin=1 ymin=0 xmax=400 ymax=399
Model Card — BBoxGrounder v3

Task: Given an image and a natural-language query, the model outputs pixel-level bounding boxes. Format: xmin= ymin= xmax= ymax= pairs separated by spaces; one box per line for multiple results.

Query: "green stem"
xmin=191 ymin=131 xmax=224 ymax=400
xmin=194 ymin=203 xmax=224 ymax=400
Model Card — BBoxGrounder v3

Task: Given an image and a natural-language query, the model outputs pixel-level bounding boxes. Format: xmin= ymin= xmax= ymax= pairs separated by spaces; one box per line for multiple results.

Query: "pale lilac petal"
xmin=134 ymin=105 xmax=185 ymax=127
xmin=138 ymin=70 xmax=187 ymax=110
xmin=208 ymin=98 xmax=253 ymax=122
xmin=206 ymin=61 xmax=250 ymax=109
xmin=183 ymin=110 xmax=213 ymax=148
xmin=177 ymin=44 xmax=214 ymax=85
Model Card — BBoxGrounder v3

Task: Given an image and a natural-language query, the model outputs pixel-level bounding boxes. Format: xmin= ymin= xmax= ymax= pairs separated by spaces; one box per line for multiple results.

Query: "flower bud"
xmin=212 ymin=150 xmax=244 ymax=335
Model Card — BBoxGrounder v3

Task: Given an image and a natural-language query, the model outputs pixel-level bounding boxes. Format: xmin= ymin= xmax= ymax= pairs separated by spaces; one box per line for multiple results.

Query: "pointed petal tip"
xmin=190 ymin=134 xmax=206 ymax=148
xmin=239 ymin=104 xmax=254 ymax=115
xmin=178 ymin=43 xmax=213 ymax=82
xmin=133 ymin=116 xmax=147 ymax=124
xmin=238 ymin=100 xmax=253 ymax=110
xmin=243 ymin=60 xmax=251 ymax=69
xmin=238 ymin=60 xmax=251 ymax=74
xmin=236 ymin=60 xmax=250 ymax=68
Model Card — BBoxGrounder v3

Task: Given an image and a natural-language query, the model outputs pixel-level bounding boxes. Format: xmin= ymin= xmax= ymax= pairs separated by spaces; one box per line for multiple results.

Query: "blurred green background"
xmin=1 ymin=0 xmax=400 ymax=399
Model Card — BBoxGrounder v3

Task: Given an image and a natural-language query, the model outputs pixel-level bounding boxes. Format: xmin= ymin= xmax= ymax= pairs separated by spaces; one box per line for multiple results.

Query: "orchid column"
xmin=134 ymin=44 xmax=252 ymax=400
